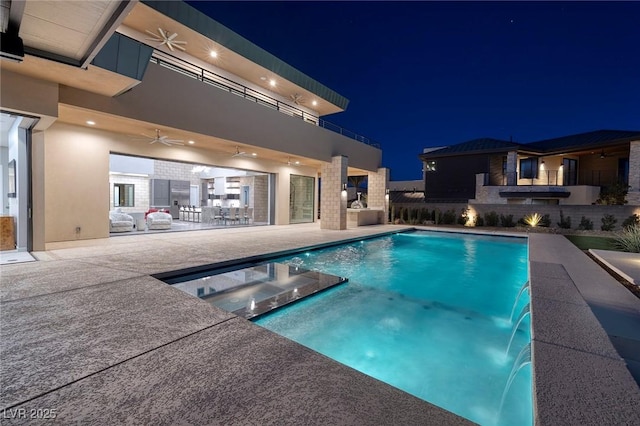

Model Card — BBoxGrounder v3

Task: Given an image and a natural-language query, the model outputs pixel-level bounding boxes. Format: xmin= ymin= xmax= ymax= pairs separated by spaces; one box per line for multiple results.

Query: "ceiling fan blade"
xmin=171 ymin=40 xmax=187 ymax=45
xmin=168 ymin=32 xmax=178 ymax=41
xmin=174 ymin=44 xmax=186 ymax=51
xmin=167 ymin=43 xmax=174 ymax=51
xmin=158 ymin=28 xmax=167 ymax=39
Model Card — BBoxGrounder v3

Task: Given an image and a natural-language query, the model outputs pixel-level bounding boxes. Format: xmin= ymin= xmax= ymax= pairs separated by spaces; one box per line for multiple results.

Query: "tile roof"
xmin=526 ymin=130 xmax=640 ymax=152
xmin=422 ymin=130 xmax=640 ymax=158
xmin=423 ymin=138 xmax=520 ymax=156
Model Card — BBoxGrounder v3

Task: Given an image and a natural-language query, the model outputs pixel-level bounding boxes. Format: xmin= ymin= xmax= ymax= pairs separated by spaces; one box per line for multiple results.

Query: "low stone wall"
xmin=391 ymin=202 xmax=640 ymax=231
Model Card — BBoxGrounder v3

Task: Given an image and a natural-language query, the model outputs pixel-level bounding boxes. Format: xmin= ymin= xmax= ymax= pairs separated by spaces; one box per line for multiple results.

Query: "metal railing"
xmin=150 ymin=51 xmax=380 ymax=148
xmin=484 ymin=170 xmax=617 ymax=187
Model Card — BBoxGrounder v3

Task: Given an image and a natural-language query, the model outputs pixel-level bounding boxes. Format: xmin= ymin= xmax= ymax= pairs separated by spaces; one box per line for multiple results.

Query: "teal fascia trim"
xmin=141 ymin=0 xmax=349 ymax=111
xmin=92 ymin=33 xmax=154 ymax=81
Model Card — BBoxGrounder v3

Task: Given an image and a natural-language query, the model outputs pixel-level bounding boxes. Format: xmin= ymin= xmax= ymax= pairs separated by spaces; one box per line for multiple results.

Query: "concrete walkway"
xmin=590 ymin=249 xmax=640 ymax=285
xmin=1 ymin=224 xmax=639 ymax=424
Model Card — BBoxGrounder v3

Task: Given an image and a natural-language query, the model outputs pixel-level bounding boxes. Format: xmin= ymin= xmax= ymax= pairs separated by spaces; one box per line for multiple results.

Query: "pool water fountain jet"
xmin=497 ymin=343 xmax=532 ymax=425
xmin=505 ymin=303 xmax=530 ymax=359
xmin=509 ymin=281 xmax=530 ymax=324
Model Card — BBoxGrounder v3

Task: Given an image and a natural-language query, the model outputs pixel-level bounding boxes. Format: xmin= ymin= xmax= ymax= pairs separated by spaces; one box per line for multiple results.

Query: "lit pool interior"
xmin=254 ymin=230 xmax=531 ymax=426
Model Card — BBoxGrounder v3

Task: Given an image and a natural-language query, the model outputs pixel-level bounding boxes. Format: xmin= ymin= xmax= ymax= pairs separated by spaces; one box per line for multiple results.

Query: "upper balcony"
xmin=149 ymin=50 xmax=380 ymax=149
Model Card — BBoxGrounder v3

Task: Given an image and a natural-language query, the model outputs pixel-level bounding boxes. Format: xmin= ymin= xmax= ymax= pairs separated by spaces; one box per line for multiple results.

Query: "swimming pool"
xmin=254 ymin=230 xmax=531 ymax=426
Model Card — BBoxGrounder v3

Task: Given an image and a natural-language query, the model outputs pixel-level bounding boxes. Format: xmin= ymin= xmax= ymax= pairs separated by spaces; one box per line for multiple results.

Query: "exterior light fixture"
xmin=251 ymin=152 xmax=257 ymax=157
xmin=342 ymin=183 xmax=348 ymax=191
xmin=312 ymin=100 xmax=317 ymax=106
xmin=269 ymin=79 xmax=276 ymax=87
xmin=385 ymin=188 xmax=390 ymax=195
xmin=210 ymin=50 xmax=217 ymax=58
xmin=341 ymin=183 xmax=348 ymax=196
xmin=188 ymin=140 xmax=195 ymax=145
xmin=86 ymin=120 xmax=95 ymax=125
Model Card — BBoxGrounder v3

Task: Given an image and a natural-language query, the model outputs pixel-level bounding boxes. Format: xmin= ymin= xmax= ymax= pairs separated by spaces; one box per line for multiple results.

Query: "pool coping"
xmin=1 ymin=223 xmax=639 ymax=424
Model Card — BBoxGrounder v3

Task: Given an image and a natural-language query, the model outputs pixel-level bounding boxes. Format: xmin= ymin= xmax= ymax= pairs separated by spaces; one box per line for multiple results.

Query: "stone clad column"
xmin=506 ymin=151 xmax=518 ymax=186
xmin=320 ymin=156 xmax=348 ymax=230
xmin=367 ymin=167 xmax=389 ymax=223
xmin=627 ymin=141 xmax=640 ymax=205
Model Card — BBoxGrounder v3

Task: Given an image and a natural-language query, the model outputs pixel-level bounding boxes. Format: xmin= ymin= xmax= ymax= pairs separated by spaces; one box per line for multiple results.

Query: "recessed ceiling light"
xmin=312 ymin=100 xmax=317 ymax=106
xmin=294 ymin=160 xmax=300 ymax=165
xmin=260 ymin=76 xmax=267 ymax=81
xmin=188 ymin=140 xmax=195 ymax=144
xmin=210 ymin=51 xmax=217 ymax=58
xmin=86 ymin=120 xmax=95 ymax=125
xmin=269 ymin=79 xmax=276 ymax=87
xmin=251 ymin=152 xmax=257 ymax=157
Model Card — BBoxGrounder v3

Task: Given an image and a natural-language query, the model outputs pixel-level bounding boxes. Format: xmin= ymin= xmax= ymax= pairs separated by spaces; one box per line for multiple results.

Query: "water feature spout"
xmin=498 ymin=343 xmax=532 ymax=424
xmin=505 ymin=303 xmax=530 ymax=358
xmin=509 ymin=281 xmax=530 ymax=324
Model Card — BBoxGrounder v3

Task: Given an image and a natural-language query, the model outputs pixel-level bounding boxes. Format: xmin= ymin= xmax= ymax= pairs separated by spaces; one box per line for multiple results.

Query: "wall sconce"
xmin=341 ymin=183 xmax=347 ymax=196
xmin=385 ymin=188 xmax=390 ymax=200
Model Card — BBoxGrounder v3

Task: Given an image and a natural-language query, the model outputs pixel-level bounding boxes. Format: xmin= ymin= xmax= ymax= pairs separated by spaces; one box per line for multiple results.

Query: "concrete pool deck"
xmin=1 ymin=223 xmax=639 ymax=424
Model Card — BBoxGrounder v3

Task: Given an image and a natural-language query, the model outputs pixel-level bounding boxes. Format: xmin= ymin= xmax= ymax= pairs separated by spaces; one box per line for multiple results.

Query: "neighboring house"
xmin=419 ymin=130 xmax=640 ymax=206
xmin=0 ymin=0 xmax=388 ymax=251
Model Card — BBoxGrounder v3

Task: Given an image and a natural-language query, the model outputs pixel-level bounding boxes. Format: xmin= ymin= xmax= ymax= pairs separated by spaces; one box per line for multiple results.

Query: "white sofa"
xmin=146 ymin=211 xmax=172 ymax=230
xmin=109 ymin=210 xmax=134 ymax=232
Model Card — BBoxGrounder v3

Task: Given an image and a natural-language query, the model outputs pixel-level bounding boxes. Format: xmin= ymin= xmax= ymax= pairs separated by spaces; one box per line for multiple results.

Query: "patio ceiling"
xmin=58 ymin=104 xmax=371 ymax=176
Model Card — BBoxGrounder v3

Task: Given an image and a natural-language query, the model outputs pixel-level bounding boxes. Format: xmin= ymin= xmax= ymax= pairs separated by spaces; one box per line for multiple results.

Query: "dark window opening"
xmin=519 ymin=158 xmax=538 ymax=179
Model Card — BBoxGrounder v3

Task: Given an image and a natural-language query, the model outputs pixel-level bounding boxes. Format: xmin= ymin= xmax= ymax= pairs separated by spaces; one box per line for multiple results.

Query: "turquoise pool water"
xmin=254 ymin=231 xmax=531 ymax=426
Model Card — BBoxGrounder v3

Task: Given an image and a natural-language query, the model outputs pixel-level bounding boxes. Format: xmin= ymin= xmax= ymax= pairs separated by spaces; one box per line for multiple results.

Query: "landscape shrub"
xmin=622 ymin=214 xmax=640 ymax=230
xmin=601 ymin=214 xmax=617 ymax=231
xmin=475 ymin=216 xmax=484 ymax=226
xmin=614 ymin=224 xmax=640 ymax=253
xmin=524 ymin=213 xmax=543 ymax=227
xmin=540 ymin=214 xmax=551 ymax=227
xmin=419 ymin=208 xmax=430 ymax=224
xmin=458 ymin=208 xmax=471 ymax=226
xmin=557 ymin=210 xmax=572 ymax=229
xmin=441 ymin=209 xmax=457 ymax=225
xmin=500 ymin=214 xmax=516 ymax=227
xmin=484 ymin=211 xmax=500 ymax=226
xmin=578 ymin=216 xmax=594 ymax=230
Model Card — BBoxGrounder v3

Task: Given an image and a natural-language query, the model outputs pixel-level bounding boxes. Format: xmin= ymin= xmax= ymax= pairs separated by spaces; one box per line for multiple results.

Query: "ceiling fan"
xmin=145 ymin=28 xmax=187 ymax=51
xmin=138 ymin=129 xmax=184 ymax=146
xmin=289 ymin=93 xmax=305 ymax=105
xmin=232 ymin=146 xmax=257 ymax=158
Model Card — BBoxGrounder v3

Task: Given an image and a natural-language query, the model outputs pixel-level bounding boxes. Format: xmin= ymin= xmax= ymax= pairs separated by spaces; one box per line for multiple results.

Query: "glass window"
xmin=289 ymin=175 xmax=314 ymax=224
xmin=519 ymin=158 xmax=538 ymax=179
xmin=425 ymin=160 xmax=437 ymax=172
xmin=114 ymin=183 xmax=135 ymax=207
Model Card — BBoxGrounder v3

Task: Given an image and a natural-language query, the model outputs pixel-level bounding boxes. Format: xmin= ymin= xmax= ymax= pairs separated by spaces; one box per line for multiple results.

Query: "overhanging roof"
xmin=133 ymin=1 xmax=349 ymax=115
xmin=421 ymin=130 xmax=640 ymax=159
xmin=420 ymin=138 xmax=520 ymax=158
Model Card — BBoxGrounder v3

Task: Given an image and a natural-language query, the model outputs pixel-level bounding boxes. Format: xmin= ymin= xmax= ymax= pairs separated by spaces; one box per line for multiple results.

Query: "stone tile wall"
xmin=367 ymin=167 xmax=389 ymax=221
xmin=109 ymin=175 xmax=149 ymax=212
xmin=627 ymin=141 xmax=640 ymax=205
xmin=320 ymin=156 xmax=347 ymax=230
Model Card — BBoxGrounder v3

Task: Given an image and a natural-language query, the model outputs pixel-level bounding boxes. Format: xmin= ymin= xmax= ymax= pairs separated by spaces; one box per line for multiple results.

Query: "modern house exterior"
xmin=419 ymin=130 xmax=640 ymax=206
xmin=0 ymin=0 xmax=389 ymax=252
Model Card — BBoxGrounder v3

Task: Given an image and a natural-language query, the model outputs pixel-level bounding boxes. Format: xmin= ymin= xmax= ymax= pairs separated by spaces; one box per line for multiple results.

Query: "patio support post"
xmin=367 ymin=167 xmax=390 ymax=223
xmin=320 ymin=155 xmax=348 ymax=230
xmin=506 ymin=151 xmax=518 ymax=186
xmin=627 ymin=140 xmax=640 ymax=205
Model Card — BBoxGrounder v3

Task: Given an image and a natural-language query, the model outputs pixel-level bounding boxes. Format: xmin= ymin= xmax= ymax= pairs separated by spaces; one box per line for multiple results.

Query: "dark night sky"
xmin=185 ymin=1 xmax=640 ymax=180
